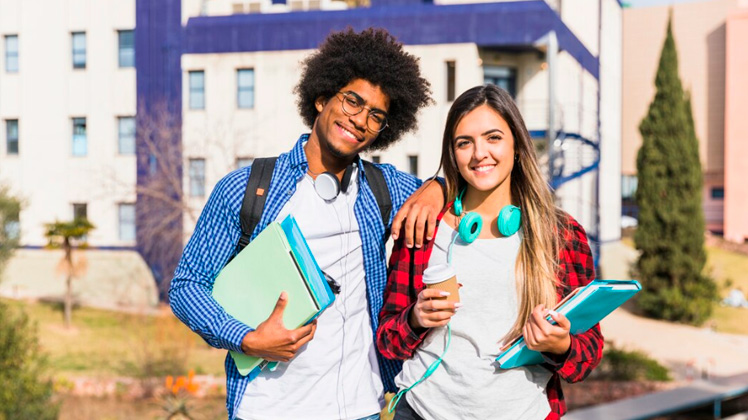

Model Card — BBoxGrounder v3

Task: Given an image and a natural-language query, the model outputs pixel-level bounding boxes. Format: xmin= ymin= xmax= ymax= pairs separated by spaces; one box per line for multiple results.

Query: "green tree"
xmin=634 ymin=13 xmax=717 ymax=324
xmin=0 ymin=303 xmax=59 ymax=420
xmin=0 ymin=185 xmax=21 ymax=275
xmin=44 ymin=218 xmax=95 ymax=328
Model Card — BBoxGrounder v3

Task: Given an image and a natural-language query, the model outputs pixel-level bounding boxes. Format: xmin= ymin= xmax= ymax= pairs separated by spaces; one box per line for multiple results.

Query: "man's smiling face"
xmin=312 ymin=78 xmax=390 ymax=160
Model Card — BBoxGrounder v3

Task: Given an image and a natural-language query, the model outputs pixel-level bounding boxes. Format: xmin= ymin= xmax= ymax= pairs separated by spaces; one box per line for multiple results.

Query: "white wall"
xmin=0 ymin=0 xmax=136 ymax=247
xmin=180 ymin=30 xmax=616 ymax=242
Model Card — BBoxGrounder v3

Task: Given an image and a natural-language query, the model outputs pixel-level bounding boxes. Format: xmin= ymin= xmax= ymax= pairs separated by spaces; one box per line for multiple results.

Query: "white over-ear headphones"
xmin=311 ymin=164 xmax=354 ymax=201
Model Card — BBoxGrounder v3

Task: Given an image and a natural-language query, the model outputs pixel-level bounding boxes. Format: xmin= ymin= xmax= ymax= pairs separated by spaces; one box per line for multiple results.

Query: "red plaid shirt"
xmin=376 ymin=208 xmax=603 ymax=419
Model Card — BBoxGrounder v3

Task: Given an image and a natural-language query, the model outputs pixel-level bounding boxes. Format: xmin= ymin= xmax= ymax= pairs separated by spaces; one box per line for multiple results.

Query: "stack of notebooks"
xmin=212 ymin=215 xmax=335 ymax=376
xmin=496 ymin=279 xmax=641 ymax=369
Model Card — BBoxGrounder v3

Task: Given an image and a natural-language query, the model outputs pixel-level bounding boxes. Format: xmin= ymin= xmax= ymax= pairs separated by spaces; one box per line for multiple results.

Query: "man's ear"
xmin=315 ymin=96 xmax=327 ymax=113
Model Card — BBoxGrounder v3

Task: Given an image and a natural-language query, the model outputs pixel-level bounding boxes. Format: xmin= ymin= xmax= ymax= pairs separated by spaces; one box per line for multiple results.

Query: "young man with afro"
xmin=170 ymin=28 xmax=444 ymax=420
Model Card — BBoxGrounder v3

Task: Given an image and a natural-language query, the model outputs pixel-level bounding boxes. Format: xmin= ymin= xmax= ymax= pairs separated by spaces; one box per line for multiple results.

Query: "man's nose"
xmin=349 ymin=111 xmax=368 ymax=131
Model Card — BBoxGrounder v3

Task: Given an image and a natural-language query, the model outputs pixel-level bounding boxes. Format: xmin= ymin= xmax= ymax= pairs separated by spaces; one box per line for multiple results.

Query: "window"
xmin=408 ymin=155 xmax=418 ymax=176
xmin=118 ymin=203 xmax=136 ymax=241
xmin=4 ymin=207 xmax=19 ymax=241
xmin=6 ymin=119 xmax=18 ymax=155
xmin=711 ymin=187 xmax=725 ymax=200
xmin=446 ymin=61 xmax=456 ymax=102
xmin=72 ymin=203 xmax=88 ymax=221
xmin=72 ymin=117 xmax=87 ymax=156
xmin=189 ymin=158 xmax=206 ymax=197
xmin=5 ymin=35 xmax=18 ymax=73
xmin=484 ymin=66 xmax=517 ymax=98
xmin=236 ymin=157 xmax=254 ymax=169
xmin=621 ymin=175 xmax=638 ymax=200
xmin=118 ymin=117 xmax=135 ymax=154
xmin=72 ymin=32 xmax=86 ymax=69
xmin=371 ymin=155 xmax=381 ymax=164
xmin=118 ymin=30 xmax=134 ymax=68
xmin=189 ymin=71 xmax=205 ymax=110
xmin=237 ymin=68 xmax=255 ymax=109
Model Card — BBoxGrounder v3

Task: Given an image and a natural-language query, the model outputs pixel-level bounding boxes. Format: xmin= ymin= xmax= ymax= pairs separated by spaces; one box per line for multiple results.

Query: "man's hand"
xmin=391 ymin=179 xmax=445 ymax=248
xmin=522 ymin=304 xmax=571 ymax=355
xmin=409 ymin=288 xmax=461 ymax=329
xmin=240 ymin=292 xmax=317 ymax=362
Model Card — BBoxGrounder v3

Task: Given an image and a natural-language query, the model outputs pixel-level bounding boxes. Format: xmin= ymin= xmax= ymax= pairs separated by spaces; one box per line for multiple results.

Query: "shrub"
xmin=593 ymin=342 xmax=671 ymax=382
xmin=0 ymin=302 xmax=59 ymax=420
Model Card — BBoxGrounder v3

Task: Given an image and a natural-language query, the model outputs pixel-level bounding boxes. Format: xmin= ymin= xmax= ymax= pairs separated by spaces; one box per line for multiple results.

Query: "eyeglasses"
xmin=336 ymin=91 xmax=389 ymax=133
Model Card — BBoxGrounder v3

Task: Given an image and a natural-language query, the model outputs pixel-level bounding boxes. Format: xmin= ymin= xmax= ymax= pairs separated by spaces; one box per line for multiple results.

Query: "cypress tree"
xmin=634 ymin=13 xmax=717 ymax=324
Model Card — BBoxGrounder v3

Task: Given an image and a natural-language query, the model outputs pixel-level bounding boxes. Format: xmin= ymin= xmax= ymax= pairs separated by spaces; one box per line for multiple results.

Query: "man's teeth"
xmin=341 ymin=126 xmax=357 ymax=140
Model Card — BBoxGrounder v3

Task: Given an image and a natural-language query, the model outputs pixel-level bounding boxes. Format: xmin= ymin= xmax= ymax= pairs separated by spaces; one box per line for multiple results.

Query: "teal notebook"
xmin=212 ymin=215 xmax=334 ymax=376
xmin=496 ymin=279 xmax=641 ymax=369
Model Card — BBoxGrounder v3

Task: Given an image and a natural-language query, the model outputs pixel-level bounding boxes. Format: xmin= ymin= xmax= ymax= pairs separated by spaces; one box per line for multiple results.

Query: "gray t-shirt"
xmin=395 ymin=223 xmax=552 ymax=420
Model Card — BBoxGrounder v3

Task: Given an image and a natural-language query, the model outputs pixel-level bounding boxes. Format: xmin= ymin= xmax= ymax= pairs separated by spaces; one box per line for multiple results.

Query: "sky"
xmin=625 ymin=0 xmax=707 ymax=7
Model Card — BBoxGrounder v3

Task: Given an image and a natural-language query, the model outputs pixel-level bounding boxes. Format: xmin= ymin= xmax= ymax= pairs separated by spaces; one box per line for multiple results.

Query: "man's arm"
xmin=379 ymin=165 xmax=446 ymax=249
xmin=169 ymin=170 xmax=252 ymax=353
xmin=170 ymin=169 xmax=318 ymax=360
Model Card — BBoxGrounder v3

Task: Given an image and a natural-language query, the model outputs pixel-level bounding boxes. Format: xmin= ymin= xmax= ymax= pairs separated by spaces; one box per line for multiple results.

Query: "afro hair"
xmin=295 ymin=27 xmax=433 ymax=152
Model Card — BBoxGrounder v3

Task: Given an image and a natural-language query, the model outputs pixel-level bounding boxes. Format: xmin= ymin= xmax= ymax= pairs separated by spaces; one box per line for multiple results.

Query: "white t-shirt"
xmin=236 ymin=168 xmax=384 ymax=420
xmin=395 ymin=223 xmax=552 ymax=420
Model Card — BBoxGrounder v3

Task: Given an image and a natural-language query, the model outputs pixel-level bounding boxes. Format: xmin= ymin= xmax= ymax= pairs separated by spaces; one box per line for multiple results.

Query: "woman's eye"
xmin=455 ymin=140 xmax=470 ymax=148
xmin=488 ymin=135 xmax=502 ymax=142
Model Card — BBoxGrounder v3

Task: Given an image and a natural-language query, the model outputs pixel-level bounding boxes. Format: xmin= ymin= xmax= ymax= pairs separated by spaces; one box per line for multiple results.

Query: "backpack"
xmin=233 ymin=157 xmax=393 ymax=257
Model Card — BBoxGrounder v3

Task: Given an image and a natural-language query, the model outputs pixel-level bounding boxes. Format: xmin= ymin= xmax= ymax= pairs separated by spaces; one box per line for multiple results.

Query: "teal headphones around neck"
xmin=453 ymin=188 xmax=521 ymax=242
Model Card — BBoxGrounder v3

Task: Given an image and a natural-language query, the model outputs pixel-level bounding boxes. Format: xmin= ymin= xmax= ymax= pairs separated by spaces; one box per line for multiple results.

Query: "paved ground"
xmin=598 ymin=241 xmax=748 ymax=380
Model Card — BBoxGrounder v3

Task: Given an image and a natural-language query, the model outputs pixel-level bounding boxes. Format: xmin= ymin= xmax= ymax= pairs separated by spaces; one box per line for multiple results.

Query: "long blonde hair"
xmin=439 ymin=85 xmax=564 ymax=343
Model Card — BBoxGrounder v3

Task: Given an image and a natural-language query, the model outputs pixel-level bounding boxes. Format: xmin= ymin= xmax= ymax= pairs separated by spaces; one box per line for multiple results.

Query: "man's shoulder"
xmin=364 ymin=161 xmax=419 ymax=189
xmin=212 ymin=167 xmax=251 ymax=206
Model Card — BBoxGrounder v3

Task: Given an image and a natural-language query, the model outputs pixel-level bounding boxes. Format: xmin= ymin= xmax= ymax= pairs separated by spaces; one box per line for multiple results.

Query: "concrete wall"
xmin=598 ymin=0 xmax=622 ymax=242
xmin=724 ymin=10 xmax=748 ymax=243
xmin=0 ymin=0 xmax=136 ymax=247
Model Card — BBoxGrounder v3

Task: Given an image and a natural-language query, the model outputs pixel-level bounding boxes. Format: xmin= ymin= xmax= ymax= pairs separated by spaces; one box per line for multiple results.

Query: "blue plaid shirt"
xmin=170 ymin=135 xmax=422 ymax=419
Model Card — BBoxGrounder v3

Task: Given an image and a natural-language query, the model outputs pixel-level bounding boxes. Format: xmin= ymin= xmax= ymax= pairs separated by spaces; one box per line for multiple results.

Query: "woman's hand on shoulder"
xmin=408 ymin=288 xmax=461 ymax=329
xmin=523 ymin=304 xmax=571 ymax=355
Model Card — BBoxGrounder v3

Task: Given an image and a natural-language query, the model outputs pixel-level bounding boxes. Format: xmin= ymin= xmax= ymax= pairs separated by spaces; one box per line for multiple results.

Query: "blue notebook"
xmin=212 ymin=215 xmax=334 ymax=377
xmin=496 ymin=279 xmax=641 ymax=369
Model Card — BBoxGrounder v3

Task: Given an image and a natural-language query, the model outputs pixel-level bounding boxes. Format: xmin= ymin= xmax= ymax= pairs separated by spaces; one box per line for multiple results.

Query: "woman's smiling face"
xmin=453 ymin=104 xmax=515 ymax=193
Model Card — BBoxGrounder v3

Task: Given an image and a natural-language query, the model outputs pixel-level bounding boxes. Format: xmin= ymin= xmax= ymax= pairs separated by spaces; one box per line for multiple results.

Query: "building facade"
xmin=622 ymin=0 xmax=748 ymax=242
xmin=1 ymin=0 xmax=622 ymax=286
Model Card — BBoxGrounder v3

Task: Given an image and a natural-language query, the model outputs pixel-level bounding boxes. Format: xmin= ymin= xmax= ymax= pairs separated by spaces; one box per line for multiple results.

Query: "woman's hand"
xmin=409 ymin=288 xmax=461 ymax=329
xmin=523 ymin=304 xmax=571 ymax=355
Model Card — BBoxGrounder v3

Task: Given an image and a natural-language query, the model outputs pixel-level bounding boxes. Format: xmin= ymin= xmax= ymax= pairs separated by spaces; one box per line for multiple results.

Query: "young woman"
xmin=377 ymin=85 xmax=603 ymax=420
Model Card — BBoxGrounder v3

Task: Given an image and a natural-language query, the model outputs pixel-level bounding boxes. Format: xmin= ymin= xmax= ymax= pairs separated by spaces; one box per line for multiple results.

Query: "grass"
xmin=621 ymin=237 xmax=748 ymax=335
xmin=1 ymin=298 xmax=225 ymax=379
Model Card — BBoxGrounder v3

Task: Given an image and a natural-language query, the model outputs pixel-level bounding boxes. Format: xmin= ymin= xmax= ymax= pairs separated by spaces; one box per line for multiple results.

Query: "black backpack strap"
xmin=235 ymin=157 xmax=277 ymax=255
xmin=362 ymin=160 xmax=393 ymax=242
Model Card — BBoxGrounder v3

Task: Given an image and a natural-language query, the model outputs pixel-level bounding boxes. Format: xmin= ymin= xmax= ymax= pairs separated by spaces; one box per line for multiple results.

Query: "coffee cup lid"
xmin=422 ymin=263 xmax=456 ymax=285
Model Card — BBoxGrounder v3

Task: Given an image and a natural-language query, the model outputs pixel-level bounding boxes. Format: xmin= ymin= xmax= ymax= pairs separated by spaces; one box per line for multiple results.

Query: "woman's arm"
xmin=541 ymin=217 xmax=604 ymax=383
xmin=376 ymin=234 xmax=430 ymax=360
